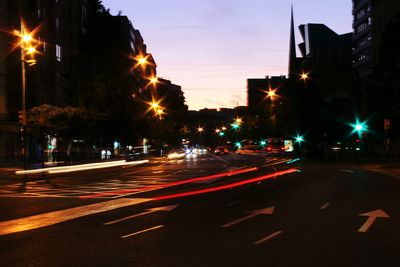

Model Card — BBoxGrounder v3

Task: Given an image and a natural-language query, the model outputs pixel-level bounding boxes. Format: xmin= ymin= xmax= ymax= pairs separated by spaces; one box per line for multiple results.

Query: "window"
xmin=56 ymin=44 xmax=62 ymax=61
xmin=357 ymin=22 xmax=367 ymax=33
xmin=55 ymin=17 xmax=60 ymax=31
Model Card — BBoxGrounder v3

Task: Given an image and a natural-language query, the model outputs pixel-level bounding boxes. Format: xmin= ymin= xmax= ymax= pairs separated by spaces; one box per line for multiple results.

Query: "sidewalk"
xmin=359 ymin=163 xmax=400 ymax=179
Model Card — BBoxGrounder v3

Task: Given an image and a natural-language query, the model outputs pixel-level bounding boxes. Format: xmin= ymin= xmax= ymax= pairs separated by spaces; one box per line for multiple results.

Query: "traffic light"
xmin=18 ymin=110 xmax=26 ymax=125
xmin=295 ymin=135 xmax=304 ymax=144
xmin=351 ymin=118 xmax=368 ymax=137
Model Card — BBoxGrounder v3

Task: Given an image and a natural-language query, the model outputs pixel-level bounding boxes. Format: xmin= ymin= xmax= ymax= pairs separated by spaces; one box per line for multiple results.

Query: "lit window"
xmin=56 ymin=44 xmax=62 ymax=61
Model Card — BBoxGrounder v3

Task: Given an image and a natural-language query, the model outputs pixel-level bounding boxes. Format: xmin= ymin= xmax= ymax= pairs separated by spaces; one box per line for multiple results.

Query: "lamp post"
xmin=19 ymin=24 xmax=37 ymax=174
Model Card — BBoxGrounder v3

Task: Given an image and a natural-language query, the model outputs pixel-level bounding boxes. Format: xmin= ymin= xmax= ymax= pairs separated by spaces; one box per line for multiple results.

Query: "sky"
xmin=101 ymin=0 xmax=353 ymax=111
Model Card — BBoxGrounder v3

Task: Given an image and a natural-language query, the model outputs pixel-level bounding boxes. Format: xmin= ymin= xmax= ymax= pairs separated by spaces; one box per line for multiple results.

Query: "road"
xmin=1 ymin=152 xmax=400 ymax=266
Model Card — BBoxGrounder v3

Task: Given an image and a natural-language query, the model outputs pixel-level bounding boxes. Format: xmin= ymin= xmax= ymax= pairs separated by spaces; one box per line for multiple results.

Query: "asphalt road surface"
xmin=1 ymin=152 xmax=399 ymax=266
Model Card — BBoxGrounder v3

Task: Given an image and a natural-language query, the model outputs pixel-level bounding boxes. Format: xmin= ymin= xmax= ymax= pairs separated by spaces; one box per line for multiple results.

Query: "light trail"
xmin=15 ymin=160 xmax=149 ymax=175
xmin=79 ymin=167 xmax=258 ymax=199
xmin=153 ymin=168 xmax=299 ymax=201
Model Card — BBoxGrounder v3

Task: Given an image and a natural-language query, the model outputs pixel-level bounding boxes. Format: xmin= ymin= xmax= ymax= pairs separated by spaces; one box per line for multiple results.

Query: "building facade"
xmin=352 ymin=0 xmax=400 ymax=80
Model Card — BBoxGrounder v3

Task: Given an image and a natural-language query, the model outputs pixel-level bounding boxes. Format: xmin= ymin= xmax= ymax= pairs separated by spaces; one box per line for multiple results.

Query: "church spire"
xmin=288 ymin=4 xmax=297 ymax=78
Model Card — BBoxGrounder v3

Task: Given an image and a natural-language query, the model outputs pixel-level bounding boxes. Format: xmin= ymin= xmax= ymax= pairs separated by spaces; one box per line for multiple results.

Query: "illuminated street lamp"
xmin=235 ymin=117 xmax=242 ymax=125
xmin=300 ymin=72 xmax=309 ymax=81
xmin=18 ymin=23 xmax=39 ymax=174
xmin=267 ymin=89 xmax=277 ymax=100
xmin=197 ymin=127 xmax=204 ymax=133
xmin=215 ymin=129 xmax=221 ymax=134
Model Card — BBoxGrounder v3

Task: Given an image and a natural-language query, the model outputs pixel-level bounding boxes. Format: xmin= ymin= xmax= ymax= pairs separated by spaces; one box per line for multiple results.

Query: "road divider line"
xmin=341 ymin=169 xmax=355 ymax=174
xmin=0 ymin=198 xmax=151 ymax=236
xmin=222 ymin=206 xmax=274 ymax=228
xmin=104 ymin=205 xmax=179 ymax=225
xmin=121 ymin=225 xmax=164 ymax=239
xmin=226 ymin=200 xmax=243 ymax=207
xmin=320 ymin=202 xmax=331 ymax=210
xmin=254 ymin=230 xmax=283 ymax=245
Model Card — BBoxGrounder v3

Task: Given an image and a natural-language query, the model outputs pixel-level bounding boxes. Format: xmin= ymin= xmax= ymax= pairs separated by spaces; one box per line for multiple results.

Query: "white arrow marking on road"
xmin=222 ymin=207 xmax=275 ymax=228
xmin=121 ymin=225 xmax=164 ymax=239
xmin=358 ymin=209 xmax=390 ymax=233
xmin=104 ymin=204 xmax=179 ymax=225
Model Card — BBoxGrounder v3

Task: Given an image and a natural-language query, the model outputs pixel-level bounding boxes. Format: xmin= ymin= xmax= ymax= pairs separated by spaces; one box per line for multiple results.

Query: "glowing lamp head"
xmin=22 ymin=34 xmax=32 ymax=43
xmin=300 ymin=73 xmax=309 ymax=80
xmin=150 ymin=77 xmax=158 ymax=84
xmin=197 ymin=127 xmax=204 ymax=133
xmin=26 ymin=46 xmax=36 ymax=55
xmin=138 ymin=57 xmax=147 ymax=65
xmin=151 ymin=102 xmax=159 ymax=109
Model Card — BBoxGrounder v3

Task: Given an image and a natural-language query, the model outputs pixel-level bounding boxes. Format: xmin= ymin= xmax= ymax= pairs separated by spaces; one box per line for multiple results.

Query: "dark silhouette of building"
xmin=352 ymin=0 xmax=400 ymax=80
xmin=0 ymin=0 xmax=96 ymax=163
xmin=297 ymin=23 xmax=352 ymax=99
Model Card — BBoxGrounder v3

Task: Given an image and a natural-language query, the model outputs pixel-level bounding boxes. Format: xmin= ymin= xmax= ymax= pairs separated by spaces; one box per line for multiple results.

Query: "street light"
xmin=197 ymin=127 xmax=204 ymax=133
xmin=18 ymin=23 xmax=39 ymax=174
xmin=266 ymin=88 xmax=277 ymax=100
xmin=300 ymin=72 xmax=309 ymax=81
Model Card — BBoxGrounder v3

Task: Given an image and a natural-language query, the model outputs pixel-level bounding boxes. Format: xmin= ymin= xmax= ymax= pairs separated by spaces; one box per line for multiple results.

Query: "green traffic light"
xmin=295 ymin=135 xmax=304 ymax=143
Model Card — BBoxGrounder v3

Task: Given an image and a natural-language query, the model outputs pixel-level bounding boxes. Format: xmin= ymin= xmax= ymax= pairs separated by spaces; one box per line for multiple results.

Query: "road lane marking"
xmin=209 ymin=153 xmax=230 ymax=164
xmin=226 ymin=200 xmax=243 ymax=207
xmin=222 ymin=207 xmax=274 ymax=228
xmin=320 ymin=202 xmax=331 ymax=210
xmin=104 ymin=204 xmax=179 ymax=225
xmin=121 ymin=225 xmax=164 ymax=239
xmin=341 ymin=169 xmax=355 ymax=174
xmin=0 ymin=198 xmax=151 ymax=236
xmin=358 ymin=209 xmax=390 ymax=233
xmin=254 ymin=230 xmax=283 ymax=245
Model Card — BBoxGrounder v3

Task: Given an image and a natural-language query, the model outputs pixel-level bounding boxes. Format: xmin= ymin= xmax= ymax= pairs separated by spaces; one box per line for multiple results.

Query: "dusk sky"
xmin=102 ymin=0 xmax=353 ymax=111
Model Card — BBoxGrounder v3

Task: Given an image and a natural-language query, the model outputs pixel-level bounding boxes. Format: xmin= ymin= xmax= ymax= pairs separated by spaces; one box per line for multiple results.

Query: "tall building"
xmin=0 ymin=0 xmax=108 ymax=163
xmin=297 ymin=23 xmax=352 ymax=98
xmin=352 ymin=0 xmax=400 ymax=80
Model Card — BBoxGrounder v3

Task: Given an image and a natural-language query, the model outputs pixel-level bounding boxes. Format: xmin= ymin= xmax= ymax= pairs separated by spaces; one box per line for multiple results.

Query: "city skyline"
xmin=93 ymin=1 xmax=350 ymax=110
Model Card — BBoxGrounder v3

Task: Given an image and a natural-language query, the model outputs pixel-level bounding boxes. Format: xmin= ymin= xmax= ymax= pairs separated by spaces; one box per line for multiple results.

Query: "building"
xmin=352 ymin=0 xmax=400 ymax=80
xmin=296 ymin=23 xmax=353 ymax=99
xmin=0 ymin=0 xmax=93 ymax=163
